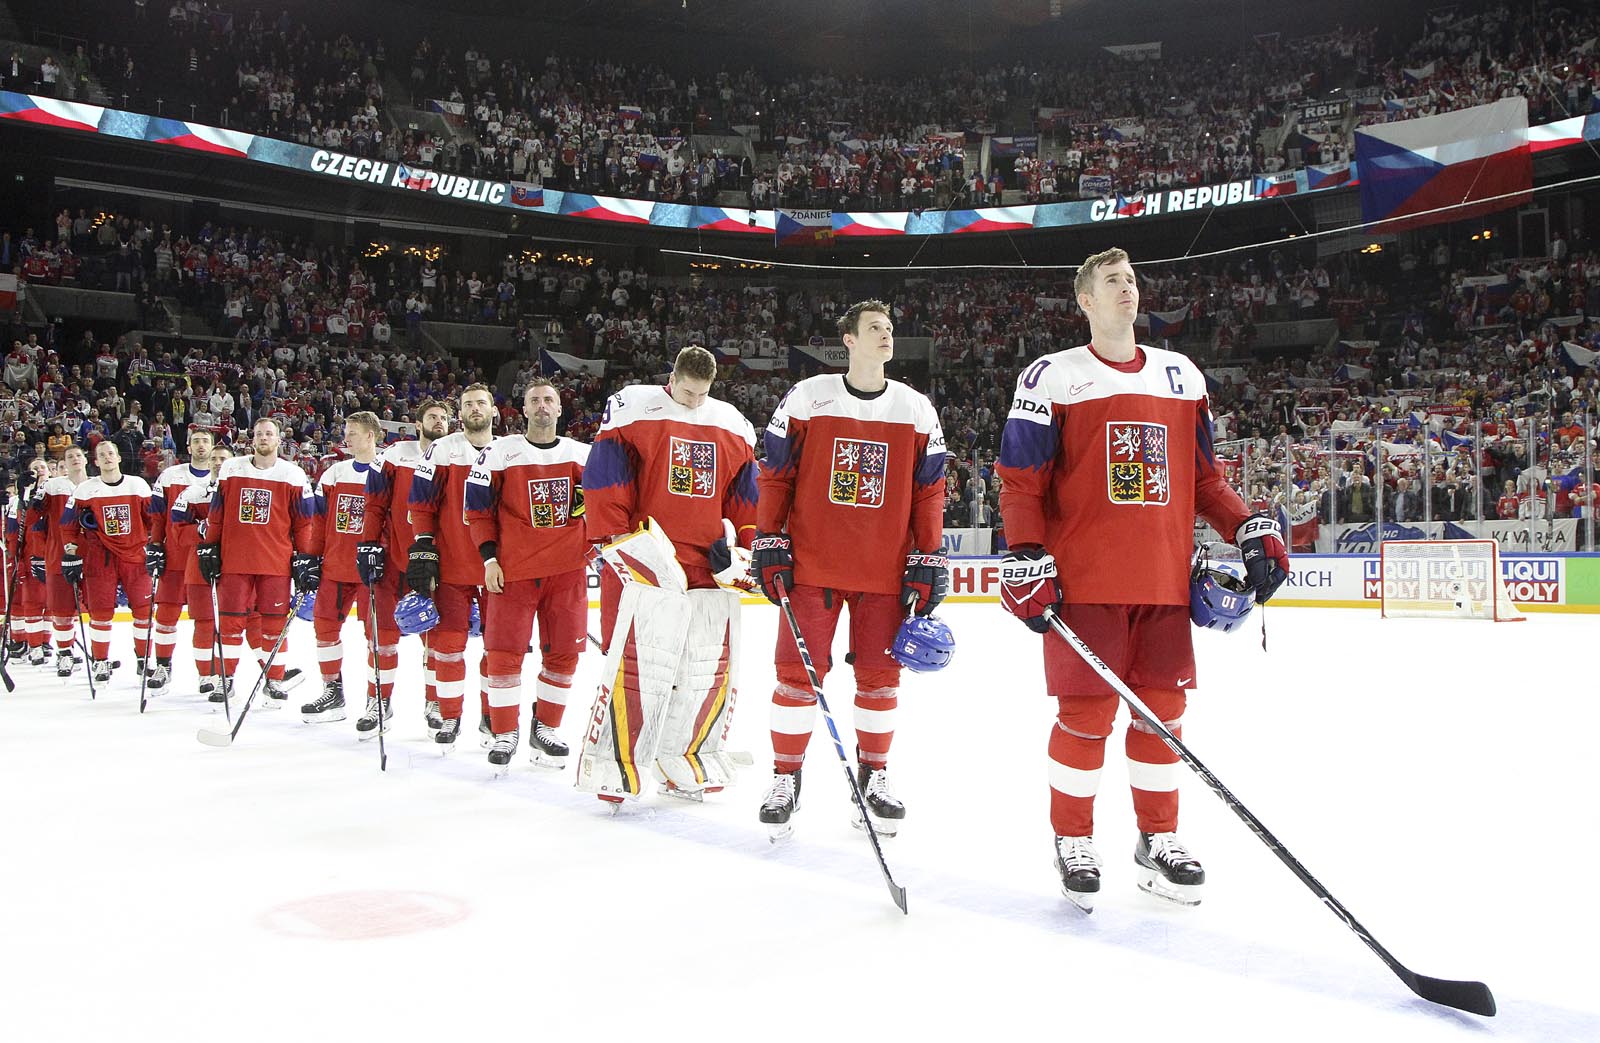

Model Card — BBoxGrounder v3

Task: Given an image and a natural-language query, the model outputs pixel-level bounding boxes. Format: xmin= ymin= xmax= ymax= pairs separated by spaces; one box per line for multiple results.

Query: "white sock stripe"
xmin=1126 ymin=758 xmax=1182 ymax=793
xmin=769 ymin=700 xmax=817 ymax=735
xmin=851 ymin=705 xmax=897 ymax=734
xmin=437 ymin=680 xmax=464 ymax=698
xmin=539 ymin=670 xmax=576 ymax=686
xmin=774 ymin=682 xmax=816 ymax=703
xmin=534 ymin=678 xmax=570 ymax=707
xmin=485 ymin=684 xmax=522 ymax=708
xmin=1048 ymin=759 xmax=1103 ymax=800
xmin=434 ymin=650 xmax=465 ymax=665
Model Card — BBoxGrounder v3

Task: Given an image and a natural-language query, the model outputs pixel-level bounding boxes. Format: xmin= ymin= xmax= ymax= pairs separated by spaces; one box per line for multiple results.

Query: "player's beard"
xmin=463 ymin=415 xmax=491 ymax=435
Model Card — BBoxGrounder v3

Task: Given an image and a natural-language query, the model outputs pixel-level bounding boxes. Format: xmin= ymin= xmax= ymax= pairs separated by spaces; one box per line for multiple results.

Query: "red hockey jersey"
xmin=32 ymin=475 xmax=83 ymax=570
xmin=997 ymin=343 xmax=1251 ymax=606
xmin=204 ymin=455 xmax=316 ymax=577
xmin=408 ymin=431 xmax=497 ymax=587
xmin=170 ymin=479 xmax=217 ymax=586
xmin=63 ymin=475 xmax=155 ymax=570
xmin=304 ymin=457 xmax=377 ymax=584
xmin=464 ymin=434 xmax=590 ymax=583
xmin=150 ymin=462 xmax=214 ymax=578
xmin=758 ymin=375 xmax=946 ymax=596
xmin=583 ymin=385 xmax=758 ymax=570
xmin=363 ymin=439 xmax=426 ymax=556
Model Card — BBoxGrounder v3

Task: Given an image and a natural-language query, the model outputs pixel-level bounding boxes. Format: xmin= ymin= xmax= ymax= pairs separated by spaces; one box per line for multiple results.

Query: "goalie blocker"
xmin=577 ymin=520 xmax=743 ymax=803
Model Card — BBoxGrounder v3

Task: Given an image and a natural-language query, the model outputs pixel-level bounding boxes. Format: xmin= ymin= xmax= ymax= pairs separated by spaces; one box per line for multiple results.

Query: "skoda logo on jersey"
xmin=1105 ymin=421 xmax=1170 ymax=506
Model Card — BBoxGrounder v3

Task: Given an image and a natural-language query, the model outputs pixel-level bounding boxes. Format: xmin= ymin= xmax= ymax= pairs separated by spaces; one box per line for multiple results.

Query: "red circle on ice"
xmin=258 ymin=890 xmax=470 ymax=940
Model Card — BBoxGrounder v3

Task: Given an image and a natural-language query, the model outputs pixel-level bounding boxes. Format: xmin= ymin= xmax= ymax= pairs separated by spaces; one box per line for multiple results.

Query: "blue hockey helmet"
xmin=1190 ymin=543 xmax=1254 ymax=633
xmin=888 ymin=614 xmax=955 ymax=673
xmin=468 ymin=599 xmax=481 ymax=638
xmin=394 ymin=592 xmax=440 ymax=636
xmin=294 ymin=589 xmax=317 ymax=622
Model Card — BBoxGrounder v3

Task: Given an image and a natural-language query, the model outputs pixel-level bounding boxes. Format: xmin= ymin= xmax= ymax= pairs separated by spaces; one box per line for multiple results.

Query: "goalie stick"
xmin=777 ymin=578 xmax=907 ymax=915
xmin=197 ymin=592 xmax=307 ymax=748
xmin=1042 ymin=608 xmax=1494 ymax=1016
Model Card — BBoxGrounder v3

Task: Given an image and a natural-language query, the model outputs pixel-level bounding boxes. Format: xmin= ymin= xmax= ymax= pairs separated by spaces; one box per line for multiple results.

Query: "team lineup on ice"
xmin=5 ymin=265 xmax=1597 ymax=1040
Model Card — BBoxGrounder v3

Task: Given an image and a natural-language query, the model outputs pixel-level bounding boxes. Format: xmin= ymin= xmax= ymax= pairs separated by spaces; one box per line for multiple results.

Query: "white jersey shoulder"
xmin=1013 ymin=344 xmax=1206 ymax=415
xmin=486 ymin=433 xmax=590 ymax=469
xmin=74 ymin=476 xmax=153 ymax=501
xmin=217 ymin=454 xmax=313 ymax=489
xmin=44 ymin=476 xmax=80 ymax=499
xmin=377 ymin=439 xmax=425 ymax=470
xmin=156 ymin=462 xmax=208 ymax=496
xmin=425 ymin=430 xmax=492 ymax=468
xmin=318 ymin=458 xmax=375 ymax=490
xmin=770 ymin=374 xmax=940 ymax=434
xmin=602 ymin=384 xmax=756 ymax=447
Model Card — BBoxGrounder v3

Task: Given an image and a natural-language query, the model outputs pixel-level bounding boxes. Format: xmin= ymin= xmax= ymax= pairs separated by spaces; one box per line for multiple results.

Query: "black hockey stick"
xmin=0 ymin=560 xmax=18 ymax=693
xmin=137 ymin=574 xmax=159 ymax=714
xmin=209 ymin=579 xmax=230 ymax=723
xmin=197 ymin=591 xmax=306 ymax=748
xmin=72 ymin=583 xmax=97 ymax=701
xmin=777 ymin=579 xmax=907 ymax=915
xmin=1041 ymin=609 xmax=1495 ymax=1016
xmin=366 ymin=584 xmax=388 ymax=771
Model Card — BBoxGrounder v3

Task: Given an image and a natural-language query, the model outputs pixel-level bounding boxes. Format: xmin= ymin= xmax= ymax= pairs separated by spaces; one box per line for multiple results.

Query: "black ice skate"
xmin=424 ymin=699 xmax=442 ymax=732
xmin=528 ymin=721 xmax=569 ymax=769
xmin=277 ymin=667 xmax=305 ymax=692
xmin=355 ymin=696 xmax=392 ymax=741
xmin=478 ymin=712 xmax=493 ymax=748
xmin=852 ymin=761 xmax=905 ymax=838
xmin=302 ymin=679 xmax=347 ymax=723
xmin=487 ymin=729 xmax=518 ymax=776
xmin=206 ymin=679 xmax=232 ymax=705
xmin=90 ymin=658 xmax=114 ymax=684
xmin=434 ymin=717 xmax=461 ymax=751
xmin=27 ymin=645 xmax=46 ymax=667
xmin=1054 ymin=835 xmax=1102 ymax=913
xmin=145 ymin=660 xmax=172 ymax=693
xmin=759 ymin=770 xmax=802 ymax=842
xmin=1135 ymin=831 xmax=1205 ymax=907
xmin=5 ymin=637 xmax=25 ymax=657
xmin=55 ymin=650 xmax=73 ymax=678
xmin=258 ymin=677 xmax=292 ymax=709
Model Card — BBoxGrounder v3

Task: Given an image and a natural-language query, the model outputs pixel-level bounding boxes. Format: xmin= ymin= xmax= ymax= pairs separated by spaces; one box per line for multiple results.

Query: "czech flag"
xmin=0 ymin=273 xmax=16 ymax=310
xmin=0 ymin=91 xmax=103 ymax=132
xmin=1253 ymin=173 xmax=1299 ymax=198
xmin=1528 ymin=115 xmax=1587 ymax=154
xmin=1114 ymin=193 xmax=1146 ymax=217
xmin=557 ymin=194 xmax=656 ymax=224
xmin=1355 ymin=98 xmax=1531 ymax=232
xmin=833 ymin=212 xmax=908 ymax=237
xmin=945 ymin=206 xmax=1036 ymax=233
xmin=1307 ymin=162 xmax=1352 ymax=190
xmin=144 ymin=118 xmax=254 ymax=157
xmin=694 ymin=206 xmax=772 ymax=235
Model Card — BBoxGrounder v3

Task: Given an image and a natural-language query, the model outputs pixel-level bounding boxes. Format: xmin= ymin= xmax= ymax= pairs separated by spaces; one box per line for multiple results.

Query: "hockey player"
xmin=31 ymin=447 xmax=92 ymax=677
xmin=170 ymin=443 xmax=233 ymax=700
xmin=197 ymin=417 xmax=317 ymax=707
xmin=10 ymin=459 xmax=50 ymax=665
xmin=751 ymin=298 xmax=949 ymax=839
xmin=463 ymin=378 xmax=589 ymax=773
xmin=61 ymin=442 xmax=154 ymax=684
xmin=145 ymin=427 xmax=217 ymax=693
xmin=362 ymin=399 xmax=450 ymax=730
xmin=577 ymin=345 xmax=758 ymax=804
xmin=995 ymin=247 xmax=1290 ymax=910
xmin=301 ymin=411 xmax=393 ymax=735
xmin=406 ymin=385 xmax=498 ymax=747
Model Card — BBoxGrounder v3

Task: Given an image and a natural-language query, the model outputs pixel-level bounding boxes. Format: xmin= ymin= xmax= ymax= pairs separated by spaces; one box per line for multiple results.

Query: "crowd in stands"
xmin=7 ymin=1 xmax=1594 ymax=212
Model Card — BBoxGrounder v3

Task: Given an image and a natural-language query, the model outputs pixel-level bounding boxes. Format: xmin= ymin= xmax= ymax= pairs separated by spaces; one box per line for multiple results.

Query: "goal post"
xmin=1379 ymin=539 xmax=1526 ymax=621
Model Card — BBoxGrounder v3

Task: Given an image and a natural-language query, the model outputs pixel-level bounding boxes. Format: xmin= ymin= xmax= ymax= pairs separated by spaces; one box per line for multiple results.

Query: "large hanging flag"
xmin=775 ymin=208 xmax=834 ymax=247
xmin=1354 ymin=98 xmax=1531 ymax=232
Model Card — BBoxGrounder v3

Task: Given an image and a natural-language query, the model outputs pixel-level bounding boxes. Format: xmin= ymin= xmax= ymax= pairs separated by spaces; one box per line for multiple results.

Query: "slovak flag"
xmin=508 ymin=182 xmax=543 ymax=207
xmin=1115 ymin=193 xmax=1146 ymax=217
xmin=1355 ymin=97 xmax=1531 ymax=232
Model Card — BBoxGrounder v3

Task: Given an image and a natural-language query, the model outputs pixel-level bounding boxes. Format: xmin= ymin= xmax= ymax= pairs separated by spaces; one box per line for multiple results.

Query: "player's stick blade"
xmin=1406 ymin=973 xmax=1495 ymax=1017
xmin=888 ymin=882 xmax=908 ymax=915
xmin=196 ymin=727 xmax=234 ymax=747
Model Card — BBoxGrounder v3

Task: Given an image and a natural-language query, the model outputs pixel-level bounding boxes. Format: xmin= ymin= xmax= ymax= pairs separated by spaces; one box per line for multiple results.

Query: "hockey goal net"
xmin=1379 ymin=540 xmax=1526 ymax=621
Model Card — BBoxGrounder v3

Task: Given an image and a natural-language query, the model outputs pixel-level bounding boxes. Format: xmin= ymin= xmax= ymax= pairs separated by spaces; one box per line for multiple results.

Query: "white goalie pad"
xmin=654 ymin=587 xmax=742 ymax=793
xmin=576 ymin=580 xmax=691 ymax=800
xmin=596 ymin=517 xmax=687 ymax=595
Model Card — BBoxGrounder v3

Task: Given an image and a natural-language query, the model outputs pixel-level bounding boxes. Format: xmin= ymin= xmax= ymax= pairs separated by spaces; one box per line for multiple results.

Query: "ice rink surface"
xmin=1 ymin=602 xmax=1595 ymax=1042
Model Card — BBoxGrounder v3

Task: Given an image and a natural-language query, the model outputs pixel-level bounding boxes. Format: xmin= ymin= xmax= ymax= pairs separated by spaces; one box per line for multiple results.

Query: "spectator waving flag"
xmin=1115 ymin=193 xmax=1146 ymax=217
xmin=509 ymin=182 xmax=543 ymax=208
xmin=539 ymin=350 xmax=607 ymax=378
xmin=1253 ymin=172 xmax=1298 ymax=198
xmin=0 ymin=272 xmax=16 ymax=310
xmin=776 ymin=209 xmax=835 ymax=247
xmin=1355 ymin=98 xmax=1531 ymax=232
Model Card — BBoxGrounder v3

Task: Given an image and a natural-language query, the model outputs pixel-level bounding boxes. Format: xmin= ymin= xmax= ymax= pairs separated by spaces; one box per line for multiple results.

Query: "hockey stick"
xmin=777 ymin=579 xmax=907 ymax=915
xmin=197 ymin=591 xmax=306 ymax=748
xmin=1040 ymin=608 xmax=1495 ymax=1016
xmin=0 ymin=557 xmax=17 ymax=694
xmin=209 ymin=579 xmax=229 ymax=724
xmin=72 ymin=583 xmax=96 ymax=701
xmin=366 ymin=584 xmax=388 ymax=771
xmin=137 ymin=574 xmax=159 ymax=714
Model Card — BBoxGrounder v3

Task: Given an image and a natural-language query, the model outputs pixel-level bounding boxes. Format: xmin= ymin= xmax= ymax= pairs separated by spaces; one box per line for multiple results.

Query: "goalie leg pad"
xmin=654 ymin=587 xmax=742 ymax=794
xmin=575 ymin=581 xmax=691 ymax=800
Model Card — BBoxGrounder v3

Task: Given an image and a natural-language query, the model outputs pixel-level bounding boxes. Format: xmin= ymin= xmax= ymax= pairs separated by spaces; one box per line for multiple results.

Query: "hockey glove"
xmin=1235 ymin=513 xmax=1290 ymax=605
xmin=902 ymin=552 xmax=950 ymax=616
xmin=30 ymin=556 xmax=45 ymax=584
xmin=196 ymin=542 xmax=222 ymax=584
xmin=406 ymin=536 xmax=440 ymax=596
xmin=750 ymin=532 xmax=794 ymax=606
xmin=355 ymin=541 xmax=385 ymax=585
xmin=291 ymin=552 xmax=322 ymax=594
xmin=707 ymin=519 xmax=755 ymax=592
xmin=999 ymin=547 xmax=1061 ymax=634
xmin=145 ymin=543 xmax=166 ymax=579
xmin=62 ymin=549 xmax=84 ymax=587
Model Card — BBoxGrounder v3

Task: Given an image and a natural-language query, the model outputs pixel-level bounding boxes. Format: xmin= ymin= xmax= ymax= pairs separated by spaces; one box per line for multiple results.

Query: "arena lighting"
xmin=1361 ymin=243 xmax=1384 ymax=254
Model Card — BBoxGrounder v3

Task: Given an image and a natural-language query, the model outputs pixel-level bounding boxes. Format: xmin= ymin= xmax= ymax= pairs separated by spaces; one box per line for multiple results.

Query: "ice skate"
xmin=27 ymin=646 xmax=46 ymax=667
xmin=434 ymin=717 xmax=461 ymax=752
xmin=258 ymin=678 xmax=290 ymax=709
xmin=1135 ymin=831 xmax=1205 ymax=907
xmin=206 ymin=679 xmax=232 ymax=705
xmin=355 ymin=696 xmax=392 ymax=741
xmin=198 ymin=677 xmax=218 ymax=701
xmin=424 ymin=699 xmax=442 ymax=732
xmin=487 ymin=730 xmax=518 ymax=776
xmin=759 ymin=770 xmax=802 ymax=842
xmin=1054 ymin=835 xmax=1102 ymax=913
xmin=90 ymin=658 xmax=114 ymax=684
xmin=55 ymin=650 xmax=73 ymax=678
xmin=135 ymin=660 xmax=145 ymax=677
xmin=852 ymin=761 xmax=905 ymax=837
xmin=301 ymin=679 xmax=347 ymax=723
xmin=5 ymin=638 xmax=24 ymax=658
xmin=145 ymin=661 xmax=171 ymax=693
xmin=528 ymin=721 xmax=569 ymax=769
xmin=276 ymin=667 xmax=305 ymax=692
xmin=478 ymin=712 xmax=493 ymax=748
